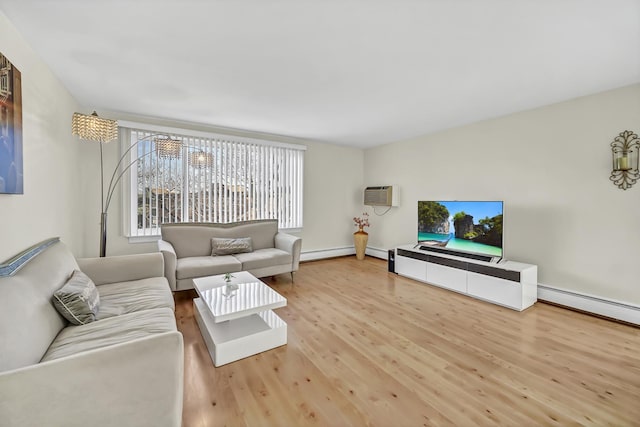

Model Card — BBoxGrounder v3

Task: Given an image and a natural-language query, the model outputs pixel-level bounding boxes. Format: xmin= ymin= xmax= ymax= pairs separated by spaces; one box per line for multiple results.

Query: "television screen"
xmin=417 ymin=201 xmax=503 ymax=258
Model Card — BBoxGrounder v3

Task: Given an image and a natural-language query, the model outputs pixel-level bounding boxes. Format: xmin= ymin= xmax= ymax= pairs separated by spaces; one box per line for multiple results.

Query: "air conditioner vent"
xmin=364 ymin=186 xmax=398 ymax=207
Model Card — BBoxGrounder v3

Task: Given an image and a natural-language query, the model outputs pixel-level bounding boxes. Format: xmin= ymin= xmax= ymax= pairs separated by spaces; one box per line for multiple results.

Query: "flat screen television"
xmin=417 ymin=200 xmax=503 ymax=259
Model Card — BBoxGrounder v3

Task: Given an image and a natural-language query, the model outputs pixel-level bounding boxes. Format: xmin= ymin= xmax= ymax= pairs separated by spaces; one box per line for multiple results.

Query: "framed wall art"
xmin=0 ymin=51 xmax=23 ymax=194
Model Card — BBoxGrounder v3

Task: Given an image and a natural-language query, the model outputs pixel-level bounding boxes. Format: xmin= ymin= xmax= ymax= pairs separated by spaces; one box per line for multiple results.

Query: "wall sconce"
xmin=610 ymin=130 xmax=640 ymax=190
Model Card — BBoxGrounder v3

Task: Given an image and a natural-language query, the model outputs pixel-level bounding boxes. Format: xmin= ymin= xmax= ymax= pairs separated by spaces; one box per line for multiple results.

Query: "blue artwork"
xmin=0 ymin=51 xmax=23 ymax=194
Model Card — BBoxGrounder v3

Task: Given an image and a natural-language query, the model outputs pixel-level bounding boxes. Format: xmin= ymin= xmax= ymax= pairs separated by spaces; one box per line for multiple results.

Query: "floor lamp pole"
xmin=96 ymin=132 xmax=182 ymax=258
xmin=99 ymin=141 xmax=107 ymax=257
xmin=100 ymin=212 xmax=108 ymax=258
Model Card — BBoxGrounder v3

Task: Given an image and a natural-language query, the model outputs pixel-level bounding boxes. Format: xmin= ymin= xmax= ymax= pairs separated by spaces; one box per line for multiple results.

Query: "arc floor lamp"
xmin=72 ymin=111 xmax=183 ymax=257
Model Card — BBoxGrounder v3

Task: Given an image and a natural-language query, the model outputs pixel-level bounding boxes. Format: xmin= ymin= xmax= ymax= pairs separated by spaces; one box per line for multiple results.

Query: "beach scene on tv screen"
xmin=417 ymin=201 xmax=503 ymax=257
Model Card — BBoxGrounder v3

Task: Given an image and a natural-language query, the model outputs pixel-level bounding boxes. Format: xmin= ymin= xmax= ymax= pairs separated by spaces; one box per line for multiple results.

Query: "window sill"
xmin=280 ymin=227 xmax=302 ymax=234
xmin=127 ymin=235 xmax=161 ymax=244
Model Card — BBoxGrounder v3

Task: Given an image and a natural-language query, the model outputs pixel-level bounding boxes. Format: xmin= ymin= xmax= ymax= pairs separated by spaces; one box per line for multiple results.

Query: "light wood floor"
xmin=176 ymin=256 xmax=640 ymax=427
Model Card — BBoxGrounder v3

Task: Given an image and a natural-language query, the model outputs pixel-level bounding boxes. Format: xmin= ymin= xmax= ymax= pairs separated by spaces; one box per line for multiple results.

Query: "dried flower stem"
xmin=353 ymin=212 xmax=370 ymax=229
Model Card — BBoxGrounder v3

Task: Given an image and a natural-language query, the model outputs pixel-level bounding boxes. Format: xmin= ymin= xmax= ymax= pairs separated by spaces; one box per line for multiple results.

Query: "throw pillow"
xmin=52 ymin=270 xmax=100 ymax=325
xmin=211 ymin=237 xmax=253 ymax=256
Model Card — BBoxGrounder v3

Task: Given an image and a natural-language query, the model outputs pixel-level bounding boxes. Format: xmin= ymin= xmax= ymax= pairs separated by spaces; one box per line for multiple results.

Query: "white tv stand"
xmin=394 ymin=245 xmax=537 ymax=311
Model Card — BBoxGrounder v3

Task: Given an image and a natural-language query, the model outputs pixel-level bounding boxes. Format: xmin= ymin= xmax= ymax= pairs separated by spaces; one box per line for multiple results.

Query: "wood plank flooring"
xmin=175 ymin=256 xmax=640 ymax=427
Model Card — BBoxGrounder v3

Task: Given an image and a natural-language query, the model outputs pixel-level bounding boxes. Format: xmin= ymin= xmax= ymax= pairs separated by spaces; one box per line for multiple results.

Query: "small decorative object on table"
xmin=353 ymin=212 xmax=370 ymax=260
xmin=222 ymin=272 xmax=238 ymax=297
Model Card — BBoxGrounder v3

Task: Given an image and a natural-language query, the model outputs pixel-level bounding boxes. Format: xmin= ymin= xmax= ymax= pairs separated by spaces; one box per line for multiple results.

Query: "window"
xmin=121 ymin=125 xmax=305 ymax=237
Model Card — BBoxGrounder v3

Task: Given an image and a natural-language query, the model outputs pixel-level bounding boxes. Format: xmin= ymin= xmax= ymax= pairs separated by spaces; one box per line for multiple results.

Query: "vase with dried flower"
xmin=222 ymin=272 xmax=238 ymax=297
xmin=353 ymin=213 xmax=370 ymax=260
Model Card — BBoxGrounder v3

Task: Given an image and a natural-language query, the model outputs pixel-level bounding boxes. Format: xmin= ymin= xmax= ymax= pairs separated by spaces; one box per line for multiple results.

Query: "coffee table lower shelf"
xmin=193 ymin=297 xmax=287 ymax=367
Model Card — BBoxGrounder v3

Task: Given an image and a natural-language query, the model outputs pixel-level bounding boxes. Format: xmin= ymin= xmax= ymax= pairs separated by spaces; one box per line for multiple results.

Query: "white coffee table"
xmin=193 ymin=271 xmax=287 ymax=367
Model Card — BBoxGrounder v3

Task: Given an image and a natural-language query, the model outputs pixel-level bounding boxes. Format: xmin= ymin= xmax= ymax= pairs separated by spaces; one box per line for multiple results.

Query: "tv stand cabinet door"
xmin=467 ymin=272 xmax=522 ymax=310
xmin=426 ymin=262 xmax=467 ymax=293
xmin=395 ymin=255 xmax=427 ymax=282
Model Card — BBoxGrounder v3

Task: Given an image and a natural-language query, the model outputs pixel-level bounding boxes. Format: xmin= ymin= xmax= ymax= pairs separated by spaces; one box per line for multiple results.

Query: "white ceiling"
xmin=1 ymin=0 xmax=639 ymax=148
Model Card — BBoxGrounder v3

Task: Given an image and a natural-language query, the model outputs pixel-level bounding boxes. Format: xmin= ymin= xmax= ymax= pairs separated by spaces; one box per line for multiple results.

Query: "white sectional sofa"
xmin=0 ymin=239 xmax=183 ymax=427
xmin=158 ymin=220 xmax=302 ymax=291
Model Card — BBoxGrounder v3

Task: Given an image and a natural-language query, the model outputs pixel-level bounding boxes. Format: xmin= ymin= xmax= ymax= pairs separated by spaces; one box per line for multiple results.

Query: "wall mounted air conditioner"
xmin=364 ymin=185 xmax=398 ymax=207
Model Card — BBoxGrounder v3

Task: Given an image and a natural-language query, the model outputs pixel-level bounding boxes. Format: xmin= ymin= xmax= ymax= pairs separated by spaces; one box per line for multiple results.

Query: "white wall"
xmin=301 ymin=139 xmax=364 ymax=252
xmin=364 ymin=84 xmax=640 ymax=305
xmin=0 ymin=11 xmax=82 ymax=261
xmin=77 ymin=112 xmax=364 ymax=258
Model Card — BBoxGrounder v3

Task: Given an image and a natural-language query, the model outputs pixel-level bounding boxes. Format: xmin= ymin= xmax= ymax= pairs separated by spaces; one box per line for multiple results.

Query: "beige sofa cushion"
xmin=233 ymin=248 xmax=293 ymax=270
xmin=42 ymin=308 xmax=177 ymax=362
xmin=77 ymin=253 xmax=165 ymax=286
xmin=176 ymin=256 xmax=242 ymax=280
xmin=161 ymin=220 xmax=278 ymax=258
xmin=96 ymin=278 xmax=175 ymax=320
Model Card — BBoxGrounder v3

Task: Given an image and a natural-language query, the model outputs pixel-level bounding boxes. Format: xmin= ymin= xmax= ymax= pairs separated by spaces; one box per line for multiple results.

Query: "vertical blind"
xmin=125 ymin=127 xmax=305 ymax=236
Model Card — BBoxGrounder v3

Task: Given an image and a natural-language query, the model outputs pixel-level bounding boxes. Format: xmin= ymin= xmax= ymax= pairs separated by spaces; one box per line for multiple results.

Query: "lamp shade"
xmin=155 ymin=138 xmax=183 ymax=159
xmin=189 ymin=150 xmax=214 ymax=168
xmin=72 ymin=111 xmax=118 ymax=142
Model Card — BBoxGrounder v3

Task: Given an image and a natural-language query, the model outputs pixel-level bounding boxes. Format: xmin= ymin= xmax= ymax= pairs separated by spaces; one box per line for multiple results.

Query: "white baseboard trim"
xmin=300 ymin=247 xmax=355 ymax=262
xmin=301 ymin=246 xmax=391 ymax=262
xmin=366 ymin=246 xmax=390 ymax=260
xmin=538 ymin=284 xmax=640 ymax=325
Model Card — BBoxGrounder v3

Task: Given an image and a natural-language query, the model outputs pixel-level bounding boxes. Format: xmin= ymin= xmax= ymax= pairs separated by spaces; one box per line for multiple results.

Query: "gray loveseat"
xmin=0 ymin=239 xmax=183 ymax=427
xmin=158 ymin=220 xmax=302 ymax=291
